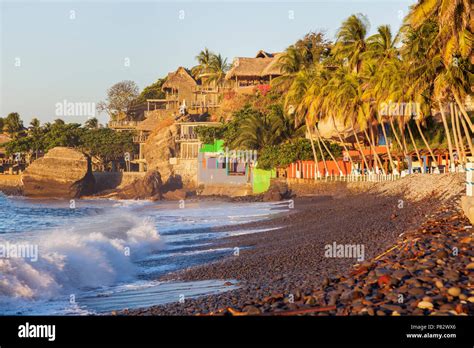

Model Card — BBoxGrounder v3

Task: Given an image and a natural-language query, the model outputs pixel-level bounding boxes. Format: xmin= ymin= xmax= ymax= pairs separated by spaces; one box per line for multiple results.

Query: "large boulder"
xmin=143 ymin=117 xmax=177 ymax=185
xmin=262 ymin=180 xmax=291 ymax=202
xmin=109 ymin=170 xmax=162 ymax=200
xmin=22 ymin=147 xmax=95 ymax=198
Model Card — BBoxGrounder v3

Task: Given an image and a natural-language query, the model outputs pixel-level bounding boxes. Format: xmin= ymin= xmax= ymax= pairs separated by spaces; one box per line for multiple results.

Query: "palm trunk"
xmin=400 ymin=117 xmax=409 ymax=155
xmin=315 ymin=128 xmax=328 ymax=176
xmin=314 ymin=125 xmax=343 ymax=175
xmin=380 ymin=118 xmax=396 ymax=173
xmin=364 ymin=127 xmax=384 ymax=173
xmin=407 ymin=122 xmax=424 ymax=173
xmin=332 ymin=115 xmax=355 ymax=171
xmin=457 ymin=105 xmax=474 ymax=161
xmin=389 ymin=116 xmax=406 ymax=157
xmin=450 ymin=104 xmax=466 ymax=164
xmin=450 ymin=102 xmax=462 ymax=165
xmin=415 ymin=120 xmax=439 ymax=172
xmin=350 ymin=118 xmax=369 ymax=173
xmin=439 ymin=100 xmax=455 ymax=172
xmin=453 ymin=90 xmax=474 ymax=132
xmin=307 ymin=125 xmax=321 ymax=177
xmin=370 ymin=124 xmax=386 ymax=172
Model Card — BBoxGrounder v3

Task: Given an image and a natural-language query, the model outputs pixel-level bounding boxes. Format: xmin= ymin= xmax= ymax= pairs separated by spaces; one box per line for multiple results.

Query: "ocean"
xmin=0 ymin=194 xmax=286 ymax=315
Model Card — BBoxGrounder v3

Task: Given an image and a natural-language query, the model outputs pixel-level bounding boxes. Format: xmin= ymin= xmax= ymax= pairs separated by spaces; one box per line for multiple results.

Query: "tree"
xmin=135 ymin=78 xmax=167 ymax=103
xmin=80 ymin=128 xmax=133 ymax=168
xmin=85 ymin=117 xmax=99 ymax=129
xmin=4 ymin=112 xmax=24 ymax=137
xmin=333 ymin=13 xmax=370 ymax=73
xmin=97 ymin=80 xmax=140 ymax=121
xmin=192 ymin=48 xmax=215 ymax=78
xmin=207 ymin=53 xmax=230 ymax=86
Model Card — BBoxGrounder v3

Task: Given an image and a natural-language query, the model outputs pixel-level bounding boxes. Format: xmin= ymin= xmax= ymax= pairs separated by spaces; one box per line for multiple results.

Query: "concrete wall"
xmin=93 ymin=172 xmax=146 ymax=192
xmin=172 ymin=158 xmax=198 ymax=187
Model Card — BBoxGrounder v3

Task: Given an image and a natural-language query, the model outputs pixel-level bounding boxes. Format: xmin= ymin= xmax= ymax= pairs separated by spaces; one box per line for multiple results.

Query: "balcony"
xmin=189 ymin=101 xmax=220 ymax=108
xmin=133 ymin=135 xmax=149 ymax=143
xmin=108 ymin=120 xmax=139 ymax=129
xmin=175 ymin=133 xmax=199 ymax=142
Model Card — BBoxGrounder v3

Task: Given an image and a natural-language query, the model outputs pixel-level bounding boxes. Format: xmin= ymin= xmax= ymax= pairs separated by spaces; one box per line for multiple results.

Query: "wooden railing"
xmin=108 ymin=120 xmax=139 ymax=128
xmin=133 ymin=135 xmax=149 ymax=143
xmin=175 ymin=133 xmax=198 ymax=142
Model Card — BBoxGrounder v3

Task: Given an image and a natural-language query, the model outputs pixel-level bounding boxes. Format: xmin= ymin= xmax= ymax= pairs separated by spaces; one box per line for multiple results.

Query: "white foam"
xmin=0 ymin=211 xmax=161 ymax=304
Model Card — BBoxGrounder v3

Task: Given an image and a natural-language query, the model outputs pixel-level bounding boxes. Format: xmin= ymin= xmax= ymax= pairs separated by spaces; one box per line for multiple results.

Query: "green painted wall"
xmin=252 ymin=168 xmax=276 ymax=194
xmin=200 ymin=139 xmax=224 ymax=153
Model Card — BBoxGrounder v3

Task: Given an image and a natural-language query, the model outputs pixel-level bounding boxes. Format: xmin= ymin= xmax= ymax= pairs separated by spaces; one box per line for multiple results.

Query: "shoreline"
xmin=123 ymin=174 xmax=469 ymax=316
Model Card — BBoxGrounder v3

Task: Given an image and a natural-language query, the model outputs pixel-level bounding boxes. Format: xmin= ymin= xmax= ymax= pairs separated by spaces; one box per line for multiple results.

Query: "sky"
xmin=0 ymin=0 xmax=417 ymax=125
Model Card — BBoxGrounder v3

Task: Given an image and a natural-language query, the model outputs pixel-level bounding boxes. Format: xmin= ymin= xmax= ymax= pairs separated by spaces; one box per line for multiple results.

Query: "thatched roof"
xmin=225 ymin=50 xmax=283 ymax=79
xmin=255 ymin=50 xmax=276 ymax=58
xmin=261 ymin=53 xmax=284 ymax=76
xmin=162 ymin=67 xmax=197 ymax=90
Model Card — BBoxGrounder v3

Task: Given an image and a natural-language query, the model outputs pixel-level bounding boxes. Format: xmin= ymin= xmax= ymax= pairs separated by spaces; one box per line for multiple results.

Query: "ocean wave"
xmin=0 ymin=211 xmax=161 ymax=303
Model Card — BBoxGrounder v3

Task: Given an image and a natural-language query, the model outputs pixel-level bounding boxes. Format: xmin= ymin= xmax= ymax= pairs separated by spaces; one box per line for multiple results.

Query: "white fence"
xmin=312 ymin=173 xmax=401 ymax=182
xmin=467 ymin=163 xmax=474 ymax=196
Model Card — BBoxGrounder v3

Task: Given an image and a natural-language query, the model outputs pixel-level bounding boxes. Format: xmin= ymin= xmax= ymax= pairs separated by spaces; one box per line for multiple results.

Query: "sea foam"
xmin=0 ymin=210 xmax=161 ymax=302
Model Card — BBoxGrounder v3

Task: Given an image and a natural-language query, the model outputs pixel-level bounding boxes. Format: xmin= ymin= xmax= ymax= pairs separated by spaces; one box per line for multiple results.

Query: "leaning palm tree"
xmin=333 ymin=13 xmax=370 ymax=73
xmin=406 ymin=0 xmax=474 ymax=132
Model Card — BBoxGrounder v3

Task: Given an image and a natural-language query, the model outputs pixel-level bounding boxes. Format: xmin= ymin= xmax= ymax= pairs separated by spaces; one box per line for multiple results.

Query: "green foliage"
xmin=195 ymin=125 xmax=225 ymax=144
xmin=5 ymin=116 xmax=133 ymax=166
xmin=135 ymin=78 xmax=166 ymax=104
xmin=85 ymin=117 xmax=99 ymax=129
xmin=80 ymin=128 xmax=133 ymax=165
xmin=257 ymin=138 xmax=342 ymax=170
xmin=4 ymin=112 xmax=24 ymax=137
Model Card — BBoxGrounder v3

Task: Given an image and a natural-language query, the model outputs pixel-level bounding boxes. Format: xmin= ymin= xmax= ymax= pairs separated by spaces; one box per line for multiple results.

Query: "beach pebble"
xmin=447 ymin=287 xmax=461 ymax=297
xmin=417 ymin=301 xmax=434 ymax=310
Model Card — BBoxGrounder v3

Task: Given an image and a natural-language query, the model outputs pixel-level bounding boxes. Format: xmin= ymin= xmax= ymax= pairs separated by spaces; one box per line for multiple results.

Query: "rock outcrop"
xmin=143 ymin=117 xmax=177 ymax=185
xmin=262 ymin=180 xmax=291 ymax=201
xmin=108 ymin=170 xmax=162 ymax=200
xmin=22 ymin=147 xmax=95 ymax=198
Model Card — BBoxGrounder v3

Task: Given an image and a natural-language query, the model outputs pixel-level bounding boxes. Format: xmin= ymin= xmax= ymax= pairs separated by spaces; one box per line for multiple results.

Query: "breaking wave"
xmin=0 ymin=210 xmax=161 ymax=303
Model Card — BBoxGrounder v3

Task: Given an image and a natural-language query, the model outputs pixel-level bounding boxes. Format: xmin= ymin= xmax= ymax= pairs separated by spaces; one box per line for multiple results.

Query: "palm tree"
xmin=406 ymin=0 xmax=474 ymax=133
xmin=333 ymin=13 xmax=370 ymax=73
xmin=207 ymin=53 xmax=230 ymax=87
xmin=192 ymin=48 xmax=214 ymax=78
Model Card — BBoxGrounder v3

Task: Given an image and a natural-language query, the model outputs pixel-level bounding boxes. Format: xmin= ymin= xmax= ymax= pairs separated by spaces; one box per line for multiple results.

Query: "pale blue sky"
xmin=0 ymin=0 xmax=416 ymax=125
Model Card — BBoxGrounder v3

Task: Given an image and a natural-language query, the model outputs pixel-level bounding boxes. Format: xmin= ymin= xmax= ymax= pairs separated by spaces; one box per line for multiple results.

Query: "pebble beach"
xmin=121 ymin=173 xmax=473 ymax=316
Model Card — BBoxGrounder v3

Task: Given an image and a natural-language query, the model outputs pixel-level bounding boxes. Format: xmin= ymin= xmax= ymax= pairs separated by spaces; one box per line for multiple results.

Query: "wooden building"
xmin=225 ymin=50 xmax=283 ymax=89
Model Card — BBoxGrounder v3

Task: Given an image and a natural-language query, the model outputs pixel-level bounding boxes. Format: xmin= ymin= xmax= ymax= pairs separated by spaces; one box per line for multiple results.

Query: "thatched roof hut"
xmin=225 ymin=50 xmax=283 ymax=82
xmin=162 ymin=67 xmax=197 ymax=91
xmin=261 ymin=53 xmax=284 ymax=77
